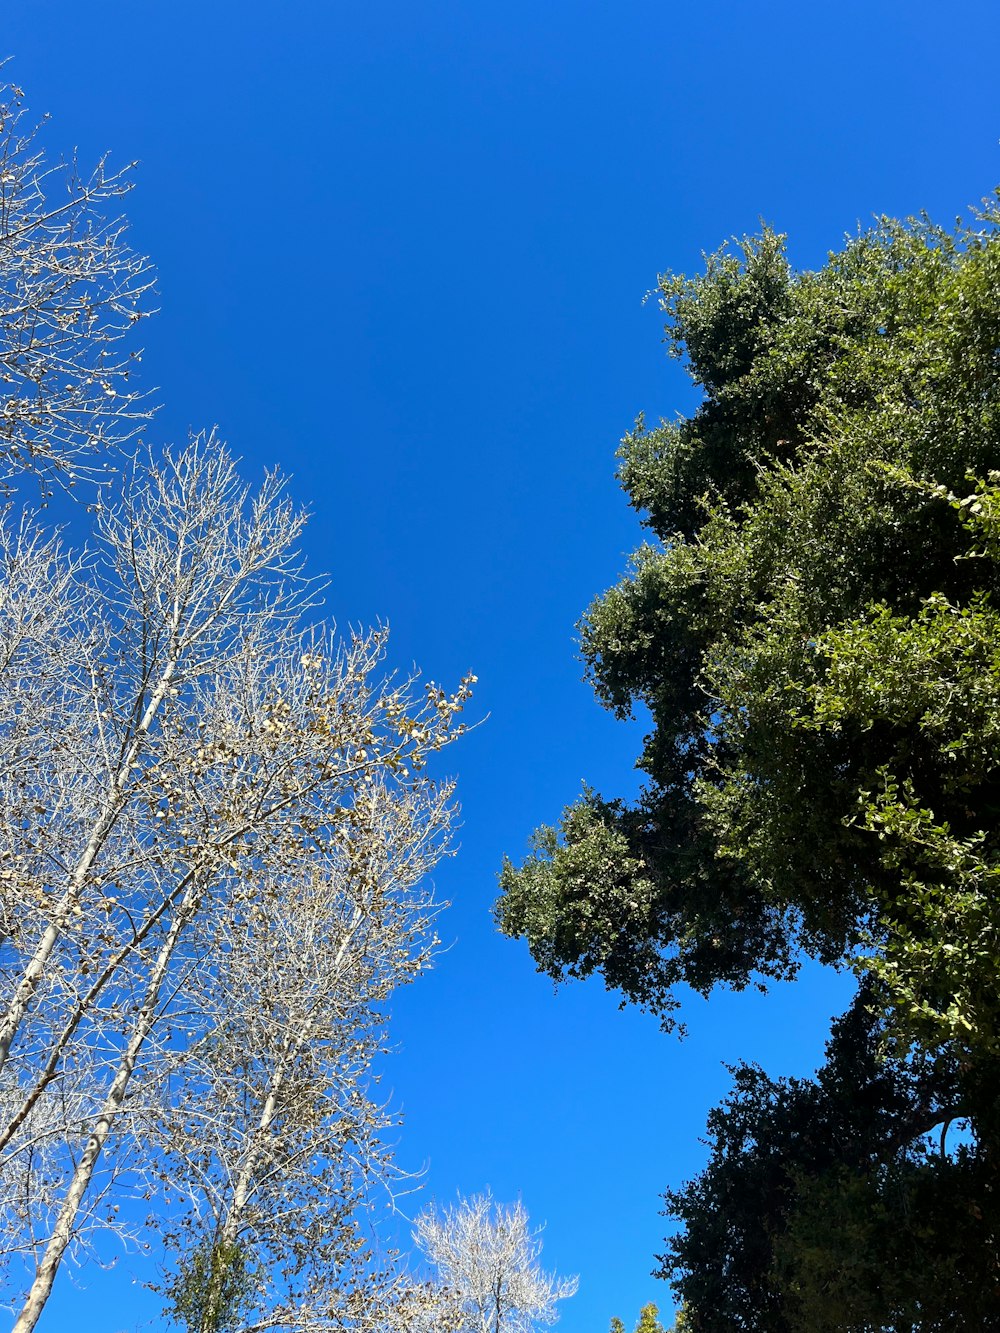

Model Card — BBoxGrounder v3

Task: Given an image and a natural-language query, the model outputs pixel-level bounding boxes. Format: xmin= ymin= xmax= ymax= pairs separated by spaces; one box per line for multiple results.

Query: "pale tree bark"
xmin=0 ymin=84 xmax=476 ymax=1333
xmin=11 ymin=871 xmax=204 ymax=1333
xmin=157 ymin=776 xmax=464 ymax=1333
xmin=0 ymin=439 xmax=474 ymax=1328
xmin=0 ymin=440 xmax=305 ymax=1116
xmin=0 ymin=440 xmax=303 ymax=1077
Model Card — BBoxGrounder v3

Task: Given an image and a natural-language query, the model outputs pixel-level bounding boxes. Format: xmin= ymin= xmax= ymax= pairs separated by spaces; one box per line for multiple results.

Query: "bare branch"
xmin=415 ymin=1193 xmax=578 ymax=1333
xmin=0 ymin=83 xmax=155 ymax=493
xmin=0 ymin=437 xmax=473 ymax=1331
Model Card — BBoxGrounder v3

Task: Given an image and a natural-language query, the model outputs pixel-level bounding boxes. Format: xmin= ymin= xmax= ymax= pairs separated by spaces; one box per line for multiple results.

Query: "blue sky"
xmin=3 ymin=2 xmax=1000 ymax=1329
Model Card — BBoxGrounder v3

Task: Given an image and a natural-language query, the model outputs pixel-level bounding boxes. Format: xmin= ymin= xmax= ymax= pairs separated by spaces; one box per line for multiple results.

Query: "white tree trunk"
xmin=11 ymin=872 xmax=201 ymax=1333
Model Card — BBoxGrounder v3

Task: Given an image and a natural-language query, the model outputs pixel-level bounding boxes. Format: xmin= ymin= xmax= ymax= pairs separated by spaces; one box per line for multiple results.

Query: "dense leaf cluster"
xmin=498 ymin=199 xmax=1000 ymax=1327
xmin=662 ymin=992 xmax=997 ymax=1331
xmin=164 ymin=1237 xmax=253 ymax=1333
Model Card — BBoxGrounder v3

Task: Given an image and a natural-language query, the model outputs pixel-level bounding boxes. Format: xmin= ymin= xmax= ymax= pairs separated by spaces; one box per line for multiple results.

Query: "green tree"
xmin=661 ymin=991 xmax=999 ymax=1329
xmin=610 ymin=1302 xmax=692 ymax=1333
xmin=636 ymin=1307 xmax=666 ymax=1333
xmin=499 ymin=203 xmax=1000 ymax=1043
xmin=610 ymin=1303 xmax=668 ymax=1333
xmin=498 ymin=198 xmax=1000 ymax=1047
xmin=497 ymin=198 xmax=1000 ymax=1326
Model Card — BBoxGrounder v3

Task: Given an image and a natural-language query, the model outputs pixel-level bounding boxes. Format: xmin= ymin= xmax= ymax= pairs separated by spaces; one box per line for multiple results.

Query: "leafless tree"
xmin=0 ymin=81 xmax=473 ymax=1333
xmin=415 ymin=1193 xmax=578 ymax=1333
xmin=0 ymin=438 xmax=473 ymax=1333
xmin=157 ymin=772 xmax=459 ymax=1333
xmin=0 ymin=80 xmax=154 ymax=493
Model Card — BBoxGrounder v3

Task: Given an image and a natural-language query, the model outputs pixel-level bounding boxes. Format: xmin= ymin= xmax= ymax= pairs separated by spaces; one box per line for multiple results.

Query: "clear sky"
xmin=3 ymin=3 xmax=1000 ymax=1330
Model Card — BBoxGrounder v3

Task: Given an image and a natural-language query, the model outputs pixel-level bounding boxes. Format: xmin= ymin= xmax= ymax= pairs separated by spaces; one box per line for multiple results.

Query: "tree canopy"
xmin=497 ymin=198 xmax=1000 ymax=1326
xmin=661 ymin=989 xmax=997 ymax=1330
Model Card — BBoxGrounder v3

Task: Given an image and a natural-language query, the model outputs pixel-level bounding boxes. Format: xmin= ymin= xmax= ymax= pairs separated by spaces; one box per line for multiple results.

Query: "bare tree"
xmin=0 ymin=438 xmax=473 ymax=1332
xmin=415 ymin=1193 xmax=578 ymax=1333
xmin=0 ymin=82 xmax=474 ymax=1333
xmin=0 ymin=80 xmax=154 ymax=492
xmin=157 ymin=773 xmax=460 ymax=1333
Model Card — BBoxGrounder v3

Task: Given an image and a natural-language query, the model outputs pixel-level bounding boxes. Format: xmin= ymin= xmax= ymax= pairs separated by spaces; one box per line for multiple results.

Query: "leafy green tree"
xmin=497 ymin=197 xmax=1000 ymax=1326
xmin=636 ymin=1307 xmax=666 ymax=1333
xmin=610 ymin=1301 xmax=690 ymax=1333
xmin=661 ymin=991 xmax=999 ymax=1329
xmin=499 ymin=201 xmax=1000 ymax=1045
xmin=609 ymin=1303 xmax=668 ymax=1333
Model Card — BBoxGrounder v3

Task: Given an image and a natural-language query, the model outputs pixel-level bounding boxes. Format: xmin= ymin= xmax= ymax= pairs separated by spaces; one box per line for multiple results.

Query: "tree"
xmin=498 ymin=203 xmax=1000 ymax=1039
xmin=611 ymin=1301 xmax=692 ymax=1333
xmin=0 ymin=87 xmax=475 ymax=1333
xmin=0 ymin=438 xmax=472 ymax=1333
xmin=496 ymin=199 xmax=1000 ymax=1324
xmin=157 ymin=753 xmax=462 ymax=1333
xmin=0 ymin=82 xmax=153 ymax=492
xmin=661 ymin=991 xmax=999 ymax=1330
xmin=609 ymin=1303 xmax=669 ymax=1333
xmin=414 ymin=1192 xmax=578 ymax=1333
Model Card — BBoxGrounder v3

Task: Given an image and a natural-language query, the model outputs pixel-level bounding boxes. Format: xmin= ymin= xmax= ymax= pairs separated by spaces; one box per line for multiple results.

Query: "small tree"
xmin=163 ymin=1236 xmax=253 ymax=1333
xmin=609 ymin=1305 xmax=667 ymax=1333
xmin=415 ymin=1193 xmax=577 ymax=1333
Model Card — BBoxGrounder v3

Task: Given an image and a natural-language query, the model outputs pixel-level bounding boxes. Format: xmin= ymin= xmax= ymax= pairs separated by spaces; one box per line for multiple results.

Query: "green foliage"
xmin=499 ymin=194 xmax=1000 ymax=1328
xmin=773 ymin=1155 xmax=998 ymax=1332
xmin=610 ymin=1303 xmax=669 ymax=1333
xmin=660 ymin=993 xmax=1000 ymax=1329
xmin=635 ymin=1303 xmax=668 ymax=1333
xmin=498 ymin=195 xmax=1000 ymax=1049
xmin=163 ymin=1236 xmax=254 ymax=1333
